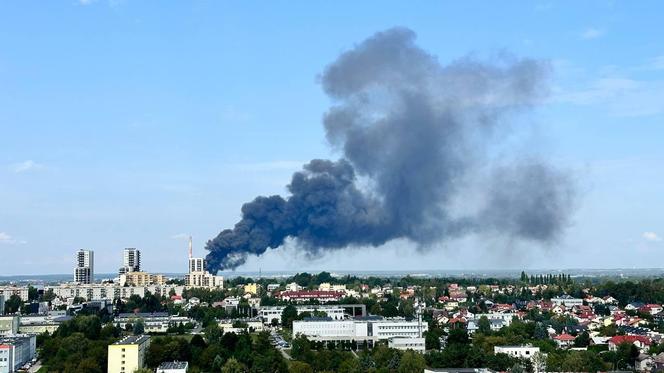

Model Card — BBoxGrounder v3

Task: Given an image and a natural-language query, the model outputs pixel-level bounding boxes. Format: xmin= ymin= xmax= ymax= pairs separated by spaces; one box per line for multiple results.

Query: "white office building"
xmin=74 ymin=249 xmax=94 ymax=284
xmin=259 ymin=304 xmax=366 ymax=324
xmin=293 ymin=316 xmax=427 ymax=344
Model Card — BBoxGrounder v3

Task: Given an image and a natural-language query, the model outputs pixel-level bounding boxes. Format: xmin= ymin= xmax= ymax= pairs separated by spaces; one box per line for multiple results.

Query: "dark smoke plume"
xmin=205 ymin=27 xmax=575 ymax=272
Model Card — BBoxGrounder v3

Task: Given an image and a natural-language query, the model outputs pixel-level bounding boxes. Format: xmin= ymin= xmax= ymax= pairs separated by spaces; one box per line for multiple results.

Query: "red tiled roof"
xmin=554 ymin=333 xmax=576 ymax=341
xmin=609 ymin=335 xmax=651 ymax=346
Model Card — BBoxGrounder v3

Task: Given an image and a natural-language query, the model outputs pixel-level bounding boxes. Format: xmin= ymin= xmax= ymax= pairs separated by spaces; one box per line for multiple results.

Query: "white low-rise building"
xmin=388 ymin=337 xmax=426 ymax=353
xmin=494 ymin=345 xmax=540 ymax=360
xmin=551 ymin=295 xmax=584 ymax=307
xmin=115 ymin=313 xmax=193 ymax=333
xmin=293 ymin=316 xmax=427 ymax=344
xmin=259 ymin=304 xmax=366 ymax=324
xmin=46 ymin=284 xmax=184 ymax=301
xmin=157 ymin=361 xmax=188 ymax=373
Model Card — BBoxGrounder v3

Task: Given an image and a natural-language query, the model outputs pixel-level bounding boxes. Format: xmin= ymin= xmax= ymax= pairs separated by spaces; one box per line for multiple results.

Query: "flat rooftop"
xmin=112 ymin=335 xmax=150 ymax=345
xmin=158 ymin=361 xmax=188 ymax=369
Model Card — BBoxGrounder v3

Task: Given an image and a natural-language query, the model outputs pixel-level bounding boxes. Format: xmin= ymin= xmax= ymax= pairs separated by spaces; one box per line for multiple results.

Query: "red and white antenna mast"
xmin=188 ymin=235 xmax=193 ymax=259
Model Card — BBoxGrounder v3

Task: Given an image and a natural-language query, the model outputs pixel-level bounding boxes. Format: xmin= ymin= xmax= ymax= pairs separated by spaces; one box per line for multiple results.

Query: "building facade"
xmin=0 ymin=335 xmax=36 ymax=373
xmin=74 ymin=249 xmax=94 ymax=284
xmin=119 ymin=248 xmax=141 ymax=275
xmin=119 ymin=272 xmax=166 ymax=287
xmin=0 ymin=288 xmax=28 ymax=303
xmin=293 ymin=316 xmax=427 ymax=344
xmin=108 ymin=335 xmax=150 ymax=373
xmin=47 ymin=284 xmax=184 ymax=302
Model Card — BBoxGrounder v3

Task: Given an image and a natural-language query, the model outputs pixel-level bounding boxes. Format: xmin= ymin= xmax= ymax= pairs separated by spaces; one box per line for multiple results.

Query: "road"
xmin=28 ymin=360 xmax=42 ymax=372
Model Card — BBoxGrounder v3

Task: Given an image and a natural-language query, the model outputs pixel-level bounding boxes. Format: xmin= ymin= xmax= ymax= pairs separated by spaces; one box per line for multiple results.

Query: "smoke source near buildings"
xmin=205 ymin=27 xmax=576 ymax=272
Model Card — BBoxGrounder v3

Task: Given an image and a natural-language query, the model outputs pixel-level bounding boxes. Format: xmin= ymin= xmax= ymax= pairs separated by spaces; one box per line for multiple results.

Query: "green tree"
xmin=289 ymin=361 xmax=314 ymax=373
xmin=4 ymin=294 xmax=22 ymax=314
xmin=398 ymin=350 xmax=426 ymax=373
xmin=478 ymin=316 xmax=492 ymax=335
xmin=133 ymin=319 xmax=145 ymax=335
xmin=221 ymin=357 xmax=246 ymax=373
xmin=28 ymin=286 xmax=39 ymax=301
xmin=281 ymin=305 xmax=298 ymax=328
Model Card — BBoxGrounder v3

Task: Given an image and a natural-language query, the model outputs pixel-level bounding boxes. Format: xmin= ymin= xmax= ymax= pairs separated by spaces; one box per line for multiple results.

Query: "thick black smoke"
xmin=205 ymin=27 xmax=575 ymax=272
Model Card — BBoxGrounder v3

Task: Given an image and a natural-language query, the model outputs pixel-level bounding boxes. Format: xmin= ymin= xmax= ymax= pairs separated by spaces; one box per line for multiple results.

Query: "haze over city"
xmin=2 ymin=1 xmax=664 ymax=275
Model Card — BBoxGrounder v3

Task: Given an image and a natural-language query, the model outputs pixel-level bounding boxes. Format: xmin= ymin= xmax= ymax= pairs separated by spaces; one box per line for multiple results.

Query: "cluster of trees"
xmin=144 ymin=329 xmax=289 ymax=372
xmin=39 ymin=315 xmax=121 ymax=373
xmin=519 ymin=271 xmax=573 ymax=285
xmin=289 ymin=336 xmax=427 ymax=373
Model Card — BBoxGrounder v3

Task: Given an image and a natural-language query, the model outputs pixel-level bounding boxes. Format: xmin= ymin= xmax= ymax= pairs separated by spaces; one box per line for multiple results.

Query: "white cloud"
xmin=10 ymin=160 xmax=43 ymax=173
xmin=581 ymin=28 xmax=605 ymax=40
xmin=0 ymin=232 xmax=26 ymax=245
xmin=78 ymin=0 xmax=96 ymax=5
xmin=643 ymin=232 xmax=662 ymax=242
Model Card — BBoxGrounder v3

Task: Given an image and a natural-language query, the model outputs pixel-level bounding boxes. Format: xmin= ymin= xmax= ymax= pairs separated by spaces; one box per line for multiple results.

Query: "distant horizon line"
xmin=3 ymin=267 xmax=664 ymax=279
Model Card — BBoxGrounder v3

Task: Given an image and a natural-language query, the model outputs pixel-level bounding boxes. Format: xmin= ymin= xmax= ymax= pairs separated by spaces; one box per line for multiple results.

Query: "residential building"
xmin=185 ymin=271 xmax=224 ymax=289
xmin=107 ymin=335 xmax=150 ymax=373
xmin=188 ymin=258 xmax=205 ymax=273
xmin=0 ymin=335 xmax=36 ymax=373
xmin=119 ymin=248 xmax=141 ymax=275
xmin=46 ymin=283 xmax=184 ymax=301
xmin=551 ymin=295 xmax=584 ymax=307
xmin=0 ymin=288 xmax=28 ymax=303
xmin=243 ymin=283 xmax=260 ymax=295
xmin=494 ymin=345 xmax=540 ymax=360
xmin=119 ymin=272 xmax=166 ymax=287
xmin=185 ymin=241 xmax=223 ymax=289
xmin=115 ymin=313 xmax=193 ymax=333
xmin=267 ymin=284 xmax=280 ymax=292
xmin=157 ymin=361 xmax=188 ymax=373
xmin=608 ymin=335 xmax=652 ymax=352
xmin=74 ymin=249 xmax=94 ymax=284
xmin=0 ymin=295 xmax=4 ymax=315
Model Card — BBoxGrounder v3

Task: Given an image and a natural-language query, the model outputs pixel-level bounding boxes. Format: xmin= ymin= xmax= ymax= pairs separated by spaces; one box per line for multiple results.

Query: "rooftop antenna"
xmin=188 ymin=235 xmax=193 ymax=259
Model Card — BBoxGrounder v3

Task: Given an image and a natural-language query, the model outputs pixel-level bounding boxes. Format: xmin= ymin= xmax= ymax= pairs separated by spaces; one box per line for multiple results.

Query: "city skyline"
xmin=2 ymin=1 xmax=664 ymax=274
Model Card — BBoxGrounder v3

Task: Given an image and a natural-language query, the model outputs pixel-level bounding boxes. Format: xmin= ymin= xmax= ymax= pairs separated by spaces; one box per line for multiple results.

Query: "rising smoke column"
xmin=205 ymin=27 xmax=575 ymax=272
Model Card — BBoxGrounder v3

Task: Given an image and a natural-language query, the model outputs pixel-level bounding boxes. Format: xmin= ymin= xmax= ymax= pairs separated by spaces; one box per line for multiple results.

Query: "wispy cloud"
xmin=581 ymin=28 xmax=605 ymax=40
xmin=78 ymin=0 xmax=96 ymax=5
xmin=646 ymin=56 xmax=664 ymax=70
xmin=0 ymin=232 xmax=26 ymax=245
xmin=10 ymin=160 xmax=43 ymax=173
xmin=643 ymin=232 xmax=662 ymax=242
xmin=171 ymin=233 xmax=190 ymax=240
xmin=553 ymin=76 xmax=664 ymax=117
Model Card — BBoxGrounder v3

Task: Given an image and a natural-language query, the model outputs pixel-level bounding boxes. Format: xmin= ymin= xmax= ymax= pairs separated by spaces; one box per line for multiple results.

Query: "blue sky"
xmin=1 ymin=1 xmax=663 ymax=275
